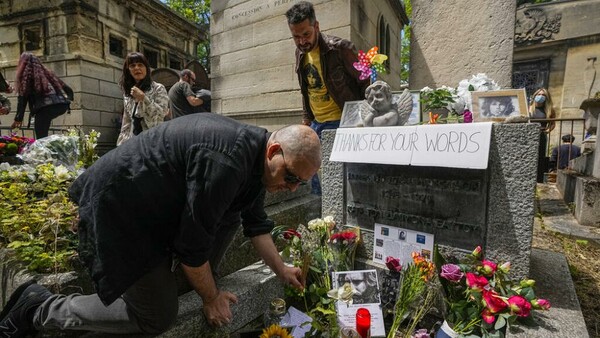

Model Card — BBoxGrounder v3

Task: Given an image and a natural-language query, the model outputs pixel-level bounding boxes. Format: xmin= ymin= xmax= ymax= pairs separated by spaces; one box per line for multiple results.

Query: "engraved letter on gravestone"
xmin=345 ymin=164 xmax=488 ymax=250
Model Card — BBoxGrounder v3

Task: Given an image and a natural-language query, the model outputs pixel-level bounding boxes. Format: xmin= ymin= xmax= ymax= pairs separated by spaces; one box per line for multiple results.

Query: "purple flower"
xmin=440 ymin=264 xmax=464 ymax=282
xmin=412 ymin=328 xmax=430 ymax=338
xmin=463 ymin=110 xmax=473 ymax=123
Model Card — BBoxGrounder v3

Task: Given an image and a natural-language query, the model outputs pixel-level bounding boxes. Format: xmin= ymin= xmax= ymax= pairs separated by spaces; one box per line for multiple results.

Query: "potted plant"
xmin=433 ymin=246 xmax=551 ymax=338
xmin=420 ymin=86 xmax=456 ymax=123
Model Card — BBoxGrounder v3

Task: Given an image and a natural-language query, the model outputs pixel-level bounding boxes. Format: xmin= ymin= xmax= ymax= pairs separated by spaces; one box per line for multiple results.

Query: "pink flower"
xmin=465 ymin=272 xmax=488 ymax=291
xmin=508 ymin=295 xmax=532 ymax=317
xmin=385 ymin=256 xmax=402 ymax=272
xmin=482 ymin=308 xmax=496 ymax=324
xmin=482 ymin=290 xmax=508 ymax=313
xmin=463 ymin=110 xmax=473 ymax=123
xmin=480 ymin=260 xmax=497 ymax=276
xmin=532 ymin=298 xmax=551 ymax=310
xmin=411 ymin=329 xmax=430 ymax=338
xmin=472 ymin=246 xmax=482 ymax=258
xmin=440 ymin=264 xmax=463 ymax=282
xmin=499 ymin=262 xmax=511 ymax=273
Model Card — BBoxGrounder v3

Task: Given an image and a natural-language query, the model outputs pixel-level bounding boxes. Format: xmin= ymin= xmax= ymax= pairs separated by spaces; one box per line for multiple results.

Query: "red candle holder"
xmin=355 ymin=307 xmax=371 ymax=338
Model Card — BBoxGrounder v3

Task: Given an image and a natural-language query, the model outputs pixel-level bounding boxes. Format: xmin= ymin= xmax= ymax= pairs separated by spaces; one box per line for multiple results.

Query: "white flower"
xmin=327 ymin=282 xmax=359 ymax=306
xmin=323 ymin=215 xmax=336 ymax=228
xmin=455 ymin=73 xmax=500 ymax=112
xmin=54 ymin=165 xmax=71 ymax=180
xmin=420 ymin=86 xmax=433 ymax=92
xmin=0 ymin=162 xmax=10 ymax=172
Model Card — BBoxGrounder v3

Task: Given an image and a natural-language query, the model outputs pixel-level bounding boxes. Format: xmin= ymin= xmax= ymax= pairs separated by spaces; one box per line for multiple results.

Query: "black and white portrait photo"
xmin=336 ymin=270 xmax=380 ymax=305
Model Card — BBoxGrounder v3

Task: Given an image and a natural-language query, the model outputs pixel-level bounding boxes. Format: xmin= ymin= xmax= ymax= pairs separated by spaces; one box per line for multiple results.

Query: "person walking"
xmin=550 ymin=134 xmax=581 ymax=170
xmin=116 ymin=52 xmax=169 ymax=146
xmin=0 ymin=113 xmax=321 ymax=337
xmin=10 ymin=53 xmax=73 ymax=139
xmin=286 ymin=1 xmax=369 ymax=195
xmin=168 ymin=69 xmax=208 ymax=119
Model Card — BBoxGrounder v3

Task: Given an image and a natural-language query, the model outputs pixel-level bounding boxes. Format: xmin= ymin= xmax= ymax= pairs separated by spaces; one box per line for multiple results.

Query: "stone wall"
xmin=0 ymin=0 xmax=203 ymax=148
xmin=211 ymin=0 xmax=407 ymax=131
xmin=410 ymin=0 xmax=516 ymax=89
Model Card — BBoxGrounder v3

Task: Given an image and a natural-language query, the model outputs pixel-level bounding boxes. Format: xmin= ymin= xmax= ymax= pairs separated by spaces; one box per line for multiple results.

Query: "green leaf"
xmin=494 ymin=316 xmax=506 ymax=330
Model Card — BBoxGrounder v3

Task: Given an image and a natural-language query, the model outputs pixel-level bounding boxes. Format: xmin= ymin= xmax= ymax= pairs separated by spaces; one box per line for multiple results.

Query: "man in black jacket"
xmin=286 ymin=1 xmax=368 ymax=195
xmin=0 ymin=114 xmax=321 ymax=336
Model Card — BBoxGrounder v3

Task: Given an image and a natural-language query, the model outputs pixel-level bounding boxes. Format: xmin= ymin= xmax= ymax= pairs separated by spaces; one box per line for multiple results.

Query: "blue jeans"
xmin=310 ymin=120 xmax=340 ymax=195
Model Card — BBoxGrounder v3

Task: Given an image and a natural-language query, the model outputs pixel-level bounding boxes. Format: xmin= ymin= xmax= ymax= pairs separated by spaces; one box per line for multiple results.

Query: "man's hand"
xmin=11 ymin=120 xmax=22 ymax=129
xmin=202 ymin=290 xmax=238 ymax=327
xmin=278 ymin=265 xmax=304 ymax=290
xmin=0 ymin=107 xmax=9 ymax=115
xmin=301 ymin=118 xmax=312 ymax=126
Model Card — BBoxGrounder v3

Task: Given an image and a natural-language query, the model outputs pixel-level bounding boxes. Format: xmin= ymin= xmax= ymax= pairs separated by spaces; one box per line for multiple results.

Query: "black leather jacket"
xmin=295 ymin=33 xmax=369 ymax=122
xmin=15 ymin=82 xmax=73 ymax=122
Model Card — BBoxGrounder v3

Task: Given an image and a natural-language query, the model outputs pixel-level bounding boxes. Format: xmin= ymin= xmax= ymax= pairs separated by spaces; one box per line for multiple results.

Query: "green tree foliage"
xmin=400 ymin=0 xmax=411 ymax=86
xmin=162 ymin=0 xmax=211 ymax=72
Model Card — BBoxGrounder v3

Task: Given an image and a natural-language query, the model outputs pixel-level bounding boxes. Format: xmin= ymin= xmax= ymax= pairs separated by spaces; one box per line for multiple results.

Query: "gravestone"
xmin=322 ymin=123 xmax=539 ymax=279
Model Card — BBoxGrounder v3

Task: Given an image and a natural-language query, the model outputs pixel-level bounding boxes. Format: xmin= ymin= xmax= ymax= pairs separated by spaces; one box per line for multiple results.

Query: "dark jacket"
xmin=295 ymin=33 xmax=369 ymax=122
xmin=550 ymin=144 xmax=581 ymax=169
xmin=69 ymin=114 xmax=272 ymax=305
xmin=15 ymin=82 xmax=73 ymax=122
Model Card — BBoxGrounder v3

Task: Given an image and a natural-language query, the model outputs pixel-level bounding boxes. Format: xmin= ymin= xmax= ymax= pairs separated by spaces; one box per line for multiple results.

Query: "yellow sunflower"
xmin=259 ymin=324 xmax=292 ymax=338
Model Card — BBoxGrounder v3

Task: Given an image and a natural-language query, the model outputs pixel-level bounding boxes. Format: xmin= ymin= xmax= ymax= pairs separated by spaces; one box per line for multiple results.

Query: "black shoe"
xmin=0 ymin=283 xmax=52 ymax=338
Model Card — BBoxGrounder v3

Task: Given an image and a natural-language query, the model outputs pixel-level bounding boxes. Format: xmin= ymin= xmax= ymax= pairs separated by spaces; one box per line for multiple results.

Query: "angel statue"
xmin=359 ymin=81 xmax=412 ymax=127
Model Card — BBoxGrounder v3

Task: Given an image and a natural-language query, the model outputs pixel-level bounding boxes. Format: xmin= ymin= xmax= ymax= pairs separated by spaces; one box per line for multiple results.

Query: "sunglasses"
xmin=280 ymin=150 xmax=308 ymax=186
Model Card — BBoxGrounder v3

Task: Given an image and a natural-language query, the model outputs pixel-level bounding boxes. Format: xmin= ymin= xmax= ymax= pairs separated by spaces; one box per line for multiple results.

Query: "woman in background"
xmin=11 ymin=52 xmax=74 ymax=139
xmin=117 ymin=52 xmax=168 ymax=146
xmin=529 ymin=88 xmax=556 ymax=183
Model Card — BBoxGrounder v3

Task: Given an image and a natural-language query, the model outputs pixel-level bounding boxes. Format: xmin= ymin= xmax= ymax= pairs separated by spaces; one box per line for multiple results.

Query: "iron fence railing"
xmin=529 ymin=117 xmax=586 ymax=173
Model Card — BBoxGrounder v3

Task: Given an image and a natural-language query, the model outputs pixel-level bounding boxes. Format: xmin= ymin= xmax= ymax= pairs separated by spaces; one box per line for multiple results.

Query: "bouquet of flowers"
xmin=454 ymin=73 xmax=500 ymax=114
xmin=434 ymin=246 xmax=551 ymax=337
xmin=273 ymin=216 xmax=360 ymax=336
xmin=0 ymin=134 xmax=34 ymax=156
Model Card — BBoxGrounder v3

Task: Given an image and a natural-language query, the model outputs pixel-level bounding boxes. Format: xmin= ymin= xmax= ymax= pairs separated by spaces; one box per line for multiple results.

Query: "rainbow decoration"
xmin=353 ymin=46 xmax=388 ymax=82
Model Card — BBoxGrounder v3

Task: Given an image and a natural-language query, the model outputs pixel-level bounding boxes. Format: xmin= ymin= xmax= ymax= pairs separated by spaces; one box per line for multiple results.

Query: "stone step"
xmin=507 ymin=248 xmax=589 ymax=338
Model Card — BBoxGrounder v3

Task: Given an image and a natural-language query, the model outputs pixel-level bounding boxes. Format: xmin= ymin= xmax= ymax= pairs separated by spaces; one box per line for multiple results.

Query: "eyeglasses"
xmin=280 ymin=150 xmax=308 ymax=186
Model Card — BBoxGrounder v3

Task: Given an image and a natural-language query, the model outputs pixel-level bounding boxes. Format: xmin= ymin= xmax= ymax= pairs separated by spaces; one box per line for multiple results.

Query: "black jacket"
xmin=15 ymin=82 xmax=73 ymax=122
xmin=69 ymin=114 xmax=272 ymax=305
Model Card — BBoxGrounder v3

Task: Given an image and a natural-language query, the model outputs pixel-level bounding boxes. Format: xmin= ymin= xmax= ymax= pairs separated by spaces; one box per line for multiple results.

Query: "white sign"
xmin=330 ymin=123 xmax=493 ymax=169
xmin=372 ymin=224 xmax=435 ymax=267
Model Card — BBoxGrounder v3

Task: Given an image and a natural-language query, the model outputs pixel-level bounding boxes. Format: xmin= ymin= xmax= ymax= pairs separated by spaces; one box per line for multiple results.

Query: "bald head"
xmin=271 ymin=124 xmax=321 ymax=167
xmin=263 ymin=124 xmax=321 ymax=193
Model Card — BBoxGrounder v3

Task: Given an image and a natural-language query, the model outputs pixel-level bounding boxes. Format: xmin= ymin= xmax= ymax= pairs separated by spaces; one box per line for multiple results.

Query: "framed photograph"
xmin=472 ymin=89 xmax=528 ymax=122
xmin=392 ymin=90 xmax=421 ymax=125
xmin=339 ymin=100 xmax=365 ymax=128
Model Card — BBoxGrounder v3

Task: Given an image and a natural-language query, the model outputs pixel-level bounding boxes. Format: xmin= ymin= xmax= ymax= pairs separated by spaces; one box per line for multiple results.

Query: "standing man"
xmin=550 ymin=134 xmax=581 ymax=170
xmin=168 ymin=69 xmax=208 ymax=119
xmin=286 ymin=1 xmax=369 ymax=195
xmin=0 ymin=114 xmax=321 ymax=337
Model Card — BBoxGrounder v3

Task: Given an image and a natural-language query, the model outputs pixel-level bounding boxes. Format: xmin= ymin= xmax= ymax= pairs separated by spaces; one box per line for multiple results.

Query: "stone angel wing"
xmin=393 ymin=89 xmax=413 ymax=126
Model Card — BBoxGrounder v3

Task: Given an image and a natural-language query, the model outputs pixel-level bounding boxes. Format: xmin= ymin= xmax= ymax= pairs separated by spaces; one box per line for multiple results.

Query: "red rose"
xmin=385 ymin=256 xmax=402 ymax=272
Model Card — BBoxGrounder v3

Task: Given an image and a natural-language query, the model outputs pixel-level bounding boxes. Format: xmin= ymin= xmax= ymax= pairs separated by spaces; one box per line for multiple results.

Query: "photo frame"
xmin=392 ymin=90 xmax=421 ymax=125
xmin=339 ymin=100 xmax=365 ymax=128
xmin=472 ymin=89 xmax=528 ymax=122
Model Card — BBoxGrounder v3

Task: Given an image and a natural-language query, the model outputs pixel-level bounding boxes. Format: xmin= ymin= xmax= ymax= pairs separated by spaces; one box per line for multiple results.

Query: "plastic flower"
xmin=327 ymin=282 xmax=358 ymax=306
xmin=508 ymin=295 xmax=532 ymax=317
xmin=465 ymin=272 xmax=488 ymax=291
xmin=385 ymin=256 xmax=402 ymax=273
xmin=260 ymin=324 xmax=292 ymax=338
xmin=440 ymin=264 xmax=463 ymax=282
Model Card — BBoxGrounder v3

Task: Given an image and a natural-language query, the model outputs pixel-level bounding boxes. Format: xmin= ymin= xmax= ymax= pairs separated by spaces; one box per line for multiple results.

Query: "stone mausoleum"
xmin=210 ymin=0 xmax=409 ymax=130
xmin=0 ymin=0 xmax=205 ymax=149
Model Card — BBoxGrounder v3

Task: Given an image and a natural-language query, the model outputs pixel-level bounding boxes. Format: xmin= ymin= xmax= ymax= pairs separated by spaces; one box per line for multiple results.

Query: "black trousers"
xmin=33 ymin=104 xmax=69 ymax=139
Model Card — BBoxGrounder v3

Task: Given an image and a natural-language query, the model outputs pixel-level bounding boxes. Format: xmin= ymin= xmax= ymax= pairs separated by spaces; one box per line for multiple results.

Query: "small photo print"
xmin=416 ymin=234 xmax=426 ymax=244
xmin=376 ymin=239 xmax=384 ymax=247
xmin=381 ymin=227 xmax=389 ymax=236
xmin=375 ymin=251 xmax=383 ymax=260
xmin=398 ymin=231 xmax=407 ymax=241
xmin=421 ymin=249 xmax=431 ymax=259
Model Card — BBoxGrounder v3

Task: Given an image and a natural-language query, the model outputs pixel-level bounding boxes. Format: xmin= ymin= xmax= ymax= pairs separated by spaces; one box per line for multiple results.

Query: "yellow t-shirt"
xmin=303 ymin=46 xmax=341 ymax=122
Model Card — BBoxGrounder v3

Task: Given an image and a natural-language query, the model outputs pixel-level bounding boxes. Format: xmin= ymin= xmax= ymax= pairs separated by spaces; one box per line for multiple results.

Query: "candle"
xmin=355 ymin=307 xmax=371 ymax=338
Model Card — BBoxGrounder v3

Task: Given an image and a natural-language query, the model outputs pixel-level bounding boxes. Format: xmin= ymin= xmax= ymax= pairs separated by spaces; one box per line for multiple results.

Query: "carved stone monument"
xmin=580 ymin=98 xmax=600 ymax=154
